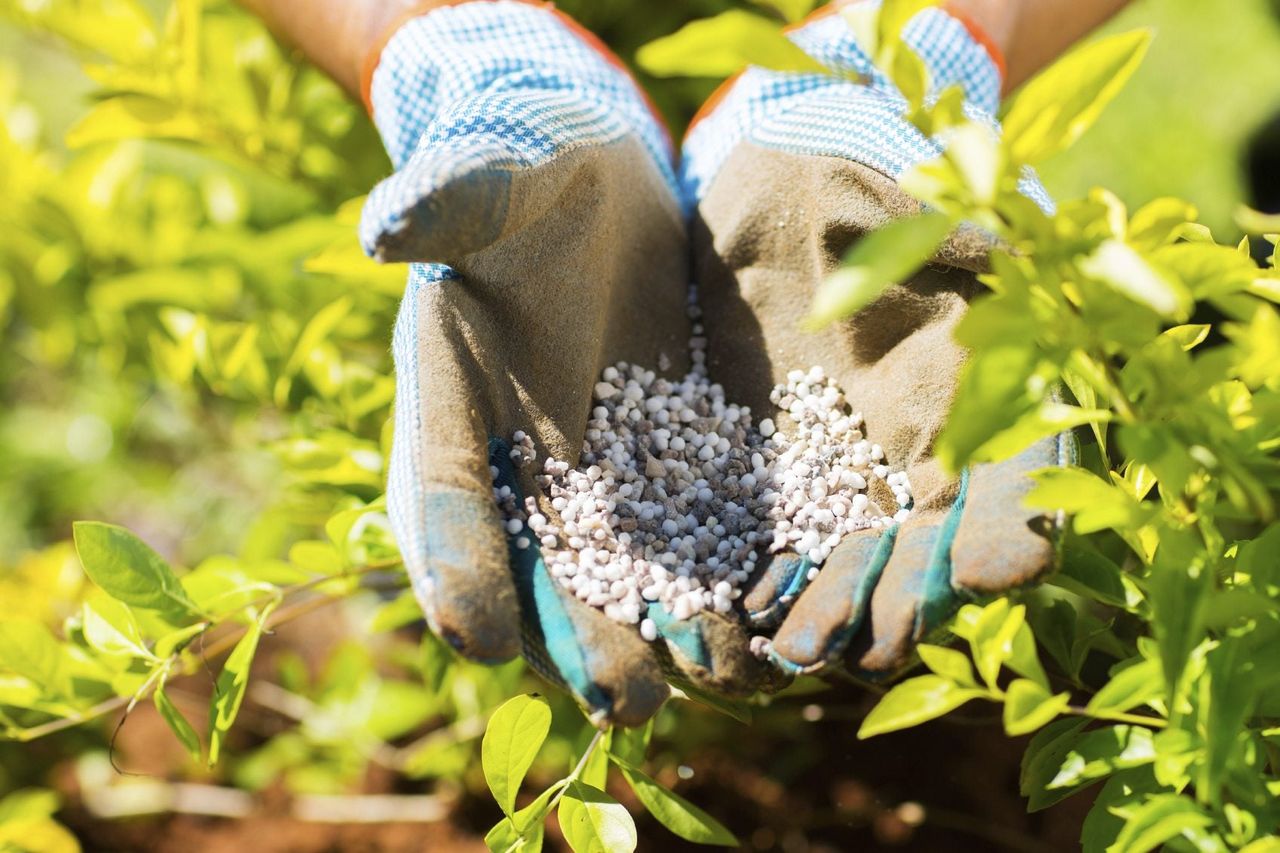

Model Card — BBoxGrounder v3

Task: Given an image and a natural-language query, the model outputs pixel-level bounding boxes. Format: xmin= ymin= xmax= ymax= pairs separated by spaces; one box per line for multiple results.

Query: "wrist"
xmin=944 ymin=0 xmax=1016 ymax=86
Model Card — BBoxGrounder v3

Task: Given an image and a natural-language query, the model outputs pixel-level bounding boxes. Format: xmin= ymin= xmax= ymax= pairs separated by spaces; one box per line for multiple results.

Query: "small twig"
xmin=1063 ymin=705 xmax=1167 ymax=729
xmin=11 ymin=559 xmax=402 ymax=743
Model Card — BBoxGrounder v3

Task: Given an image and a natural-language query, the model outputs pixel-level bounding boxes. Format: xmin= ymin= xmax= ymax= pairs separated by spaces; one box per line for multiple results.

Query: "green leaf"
xmin=1200 ymin=638 xmax=1257 ymax=799
xmin=154 ymin=621 xmax=210 ymax=659
xmin=486 ymin=781 xmax=566 ymax=852
xmin=66 ymin=95 xmax=203 ymax=148
xmin=421 ymin=630 xmax=456 ymax=696
xmin=482 ymin=694 xmax=553 ymax=817
xmin=1109 ymin=794 xmax=1212 ymax=853
xmin=557 ymin=781 xmax=637 ymax=853
xmin=1128 ymin=198 xmax=1199 ymax=250
xmin=969 ymin=402 xmax=1112 ymax=466
xmin=858 ymin=675 xmax=985 ymax=738
xmin=621 ymin=766 xmax=737 ymax=846
xmin=667 ymin=679 xmax=753 ymax=724
xmin=0 ymin=788 xmax=60 ymax=822
xmin=935 ymin=345 xmax=1044 ymax=474
xmin=1148 ymin=533 xmax=1212 ymax=705
xmin=608 ymin=721 xmax=652 ymax=770
xmin=370 ymin=590 xmax=424 ymax=634
xmin=485 ymin=816 xmax=544 ymax=853
xmin=1085 ymin=658 xmax=1164 ymax=716
xmin=0 ymin=619 xmax=63 ymax=686
xmin=73 ymin=522 xmax=198 ymax=622
xmin=1047 ymin=725 xmax=1157 ymax=794
xmin=916 ymin=644 xmax=976 ymax=686
xmin=1161 ymin=323 xmax=1212 ymax=351
xmin=1007 ymin=621 xmax=1051 ymax=691
xmin=1021 ymin=718 xmax=1089 ymax=810
xmin=1024 ymin=468 xmax=1151 ymax=535
xmin=806 ymin=212 xmax=955 ymax=327
xmin=580 ymin=732 xmax=611 ymax=791
xmin=1002 ymin=29 xmax=1152 ymax=164
xmin=1081 ymin=770 xmax=1162 ymax=853
xmin=969 ymin=600 xmax=1026 ymax=688
xmin=635 ymin=10 xmax=828 ymax=79
xmin=82 ymin=597 xmax=153 ymax=660
xmin=1240 ymin=839 xmax=1280 ymax=853
xmin=1079 ymin=239 xmax=1191 ymax=320
xmin=208 ymin=618 xmax=265 ymax=766
xmin=1003 ymin=679 xmax=1070 ymax=736
xmin=155 ymin=682 xmax=201 ymax=762
xmin=1054 ymin=534 xmax=1133 ymax=609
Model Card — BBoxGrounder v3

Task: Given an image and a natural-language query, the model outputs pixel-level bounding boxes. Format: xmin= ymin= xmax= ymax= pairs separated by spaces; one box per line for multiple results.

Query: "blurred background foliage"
xmin=0 ymin=0 xmax=1277 ymax=850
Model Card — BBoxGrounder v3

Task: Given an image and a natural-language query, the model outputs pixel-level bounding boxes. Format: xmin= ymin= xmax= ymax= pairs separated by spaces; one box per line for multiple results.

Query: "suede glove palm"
xmin=364 ymin=0 xmax=768 ymax=725
xmin=683 ymin=2 xmax=1073 ymax=679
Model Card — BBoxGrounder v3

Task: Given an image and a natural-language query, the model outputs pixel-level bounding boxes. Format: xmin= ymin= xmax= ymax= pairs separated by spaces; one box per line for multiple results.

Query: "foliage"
xmin=803 ymin=3 xmax=1280 ymax=850
xmin=481 ymin=695 xmax=736 ymax=852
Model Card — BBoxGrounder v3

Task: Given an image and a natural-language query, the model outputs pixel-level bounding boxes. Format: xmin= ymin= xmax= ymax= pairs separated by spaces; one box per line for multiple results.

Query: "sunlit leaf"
xmin=622 ymin=766 xmax=737 ymax=845
xmin=557 ymin=781 xmax=637 ymax=853
xmin=636 ymin=10 xmax=827 ymax=78
xmin=806 ymin=212 xmax=954 ymax=327
xmin=1003 ymin=679 xmax=1070 ymax=736
xmin=482 ymin=694 xmax=553 ymax=817
xmin=155 ymin=682 xmax=201 ymax=762
xmin=208 ymin=616 xmax=266 ymax=766
xmin=1002 ymin=30 xmax=1152 ymax=164
xmin=858 ymin=675 xmax=985 ymax=738
xmin=73 ymin=522 xmax=198 ymax=623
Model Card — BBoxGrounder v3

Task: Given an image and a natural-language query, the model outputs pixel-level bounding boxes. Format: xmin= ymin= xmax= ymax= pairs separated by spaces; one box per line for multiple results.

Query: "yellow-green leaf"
xmin=858 ymin=675 xmax=985 ymax=738
xmin=557 ymin=781 xmax=636 ymax=853
xmin=482 ymin=694 xmax=553 ymax=817
xmin=1002 ymin=30 xmax=1152 ymax=165
xmin=636 ymin=10 xmax=828 ymax=79
xmin=807 ymin=212 xmax=954 ymax=327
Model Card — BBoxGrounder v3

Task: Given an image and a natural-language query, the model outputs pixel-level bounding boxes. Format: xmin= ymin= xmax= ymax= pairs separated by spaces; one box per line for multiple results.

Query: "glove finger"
xmin=950 ymin=433 xmax=1076 ymax=595
xmin=361 ymin=92 xmax=627 ymax=266
xmin=740 ymin=552 xmax=813 ymax=629
xmin=362 ymin=135 xmax=514 ymax=264
xmin=648 ymin=605 xmax=784 ymax=697
xmin=844 ymin=490 xmax=970 ymax=678
xmin=493 ymin=440 xmax=670 ymax=727
xmin=390 ymin=267 xmax=522 ymax=663
xmin=767 ymin=529 xmax=893 ymax=674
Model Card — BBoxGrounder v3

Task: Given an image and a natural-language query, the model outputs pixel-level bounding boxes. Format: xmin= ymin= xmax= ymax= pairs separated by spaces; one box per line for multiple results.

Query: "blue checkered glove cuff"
xmin=681 ymin=0 xmax=1051 ymax=211
xmin=366 ymin=0 xmax=675 ymax=179
xmin=790 ymin=2 xmax=1003 ymax=113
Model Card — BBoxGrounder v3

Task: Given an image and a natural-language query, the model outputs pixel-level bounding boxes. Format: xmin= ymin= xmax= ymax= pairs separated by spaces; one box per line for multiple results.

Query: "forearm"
xmin=950 ymin=0 xmax=1136 ymax=92
xmin=234 ymin=0 xmax=429 ymax=99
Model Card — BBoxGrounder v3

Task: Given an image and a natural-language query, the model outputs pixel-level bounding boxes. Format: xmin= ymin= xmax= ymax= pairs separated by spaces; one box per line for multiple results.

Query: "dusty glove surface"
xmin=683 ymin=1 xmax=1071 ymax=679
xmin=365 ymin=0 xmax=767 ymax=725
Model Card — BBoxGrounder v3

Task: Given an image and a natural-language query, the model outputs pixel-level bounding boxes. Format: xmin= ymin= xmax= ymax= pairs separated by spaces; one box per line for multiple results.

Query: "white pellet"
xmin=493 ymin=287 xmax=911 ymax=631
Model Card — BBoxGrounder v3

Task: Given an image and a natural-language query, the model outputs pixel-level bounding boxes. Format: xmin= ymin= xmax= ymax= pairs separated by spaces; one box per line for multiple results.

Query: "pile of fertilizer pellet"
xmin=493 ymin=293 xmax=912 ymax=642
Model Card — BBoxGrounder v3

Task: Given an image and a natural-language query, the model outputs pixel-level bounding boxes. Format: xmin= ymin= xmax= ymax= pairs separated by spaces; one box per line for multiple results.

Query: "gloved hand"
xmin=682 ymin=1 xmax=1073 ymax=679
xmin=362 ymin=0 xmax=769 ymax=725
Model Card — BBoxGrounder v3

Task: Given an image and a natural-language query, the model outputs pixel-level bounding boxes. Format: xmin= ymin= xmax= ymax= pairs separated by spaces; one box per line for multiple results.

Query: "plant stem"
xmin=1063 ymin=705 xmax=1167 ymax=729
xmin=10 ymin=558 xmax=402 ymax=743
xmin=546 ymin=728 xmax=607 ymax=812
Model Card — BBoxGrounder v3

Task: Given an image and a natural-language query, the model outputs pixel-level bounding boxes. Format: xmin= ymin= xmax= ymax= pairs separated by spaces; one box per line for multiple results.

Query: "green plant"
xmin=480 ymin=695 xmax=737 ymax=852
xmin=796 ymin=3 xmax=1280 ymax=850
xmin=6 ymin=0 xmax=1280 ymax=850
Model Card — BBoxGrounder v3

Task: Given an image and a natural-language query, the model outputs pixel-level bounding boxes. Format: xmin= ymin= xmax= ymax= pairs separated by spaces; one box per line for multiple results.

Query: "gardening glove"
xmin=363 ymin=0 xmax=770 ymax=726
xmin=683 ymin=1 xmax=1073 ymax=679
